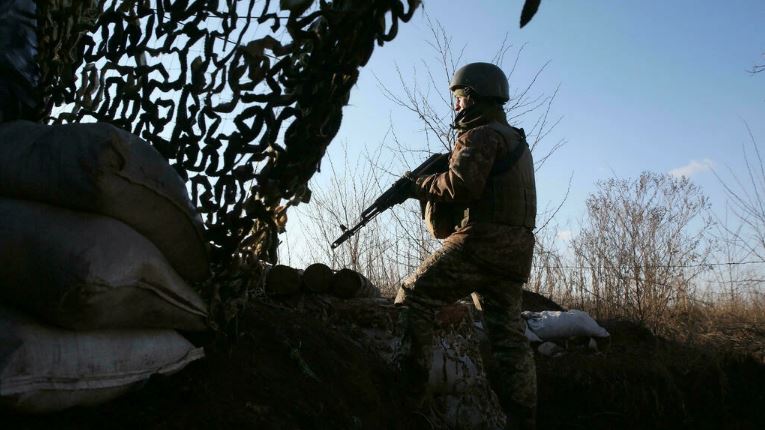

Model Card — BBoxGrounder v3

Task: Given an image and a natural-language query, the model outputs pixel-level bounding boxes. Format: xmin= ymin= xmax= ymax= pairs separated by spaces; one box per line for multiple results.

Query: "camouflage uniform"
xmin=395 ymin=107 xmax=537 ymax=428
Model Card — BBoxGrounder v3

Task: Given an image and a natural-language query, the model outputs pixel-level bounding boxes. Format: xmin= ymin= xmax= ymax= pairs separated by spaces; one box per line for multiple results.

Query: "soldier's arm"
xmin=413 ymin=127 xmax=499 ymax=202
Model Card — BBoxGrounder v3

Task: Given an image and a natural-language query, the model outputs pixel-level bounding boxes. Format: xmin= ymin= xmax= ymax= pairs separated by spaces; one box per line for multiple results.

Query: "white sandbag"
xmin=0 ymin=305 xmax=204 ymax=414
xmin=0 ymin=120 xmax=209 ymax=281
xmin=525 ymin=321 xmax=542 ymax=343
xmin=523 ymin=310 xmax=609 ymax=339
xmin=0 ymin=198 xmax=208 ymax=331
xmin=537 ymin=341 xmax=565 ymax=357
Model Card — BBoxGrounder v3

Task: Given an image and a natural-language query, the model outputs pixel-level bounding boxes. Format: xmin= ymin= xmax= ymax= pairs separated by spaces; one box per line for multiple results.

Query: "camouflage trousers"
xmin=394 ymin=243 xmax=537 ymax=416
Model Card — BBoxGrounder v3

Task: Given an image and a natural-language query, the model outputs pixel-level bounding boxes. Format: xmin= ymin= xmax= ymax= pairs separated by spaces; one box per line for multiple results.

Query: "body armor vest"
xmin=460 ymin=122 xmax=537 ymax=229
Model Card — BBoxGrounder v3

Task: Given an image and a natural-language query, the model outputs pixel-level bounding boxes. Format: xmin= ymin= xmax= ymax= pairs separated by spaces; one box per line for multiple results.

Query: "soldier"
xmin=395 ymin=62 xmax=538 ymax=430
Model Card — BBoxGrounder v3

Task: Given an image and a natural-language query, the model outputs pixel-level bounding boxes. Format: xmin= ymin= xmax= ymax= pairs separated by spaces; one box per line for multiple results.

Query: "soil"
xmin=3 ymin=292 xmax=764 ymax=430
xmin=537 ymin=319 xmax=765 ymax=430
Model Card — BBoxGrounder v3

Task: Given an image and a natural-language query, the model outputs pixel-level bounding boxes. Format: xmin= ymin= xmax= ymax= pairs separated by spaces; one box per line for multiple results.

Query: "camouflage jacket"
xmin=413 ymin=121 xmax=536 ymax=280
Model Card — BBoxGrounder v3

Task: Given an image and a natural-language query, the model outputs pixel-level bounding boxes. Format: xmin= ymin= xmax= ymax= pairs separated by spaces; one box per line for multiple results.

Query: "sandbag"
xmin=523 ymin=310 xmax=610 ymax=339
xmin=330 ymin=268 xmax=380 ymax=299
xmin=0 ymin=120 xmax=209 ymax=281
xmin=302 ymin=263 xmax=333 ymax=293
xmin=0 ymin=305 xmax=204 ymax=414
xmin=265 ymin=264 xmax=302 ymax=296
xmin=0 ymin=198 xmax=208 ymax=331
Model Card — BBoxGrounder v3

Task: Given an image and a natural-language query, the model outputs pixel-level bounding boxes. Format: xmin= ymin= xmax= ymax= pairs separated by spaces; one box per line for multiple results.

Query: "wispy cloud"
xmin=669 ymin=159 xmax=714 ymax=178
xmin=557 ymin=230 xmax=572 ymax=241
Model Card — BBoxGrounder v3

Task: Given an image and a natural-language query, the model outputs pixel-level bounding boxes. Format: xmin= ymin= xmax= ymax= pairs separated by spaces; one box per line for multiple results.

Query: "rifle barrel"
xmin=331 ymin=206 xmax=380 ymax=249
xmin=330 ymin=152 xmax=447 ymax=249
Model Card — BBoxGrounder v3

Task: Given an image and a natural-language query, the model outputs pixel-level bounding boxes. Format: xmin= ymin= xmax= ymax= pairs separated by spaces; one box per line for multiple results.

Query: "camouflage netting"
xmin=39 ymin=0 xmax=420 ymax=269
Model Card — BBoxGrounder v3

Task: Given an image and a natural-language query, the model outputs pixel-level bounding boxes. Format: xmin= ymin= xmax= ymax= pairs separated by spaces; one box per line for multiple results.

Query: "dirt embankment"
xmin=537 ymin=318 xmax=765 ymax=430
xmin=4 ymin=293 xmax=765 ymax=430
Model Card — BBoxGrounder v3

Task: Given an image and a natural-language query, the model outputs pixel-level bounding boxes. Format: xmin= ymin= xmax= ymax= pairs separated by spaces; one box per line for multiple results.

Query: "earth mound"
xmin=4 ymin=291 xmax=764 ymax=430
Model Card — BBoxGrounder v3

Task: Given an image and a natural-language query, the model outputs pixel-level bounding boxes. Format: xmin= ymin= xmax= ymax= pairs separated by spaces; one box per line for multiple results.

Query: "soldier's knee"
xmin=394 ymin=285 xmax=409 ymax=305
xmin=395 ymin=283 xmax=435 ymax=307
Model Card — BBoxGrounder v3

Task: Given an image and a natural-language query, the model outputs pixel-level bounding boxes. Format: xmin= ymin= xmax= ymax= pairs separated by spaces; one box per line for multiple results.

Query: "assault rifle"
xmin=331 ymin=152 xmax=449 ymax=249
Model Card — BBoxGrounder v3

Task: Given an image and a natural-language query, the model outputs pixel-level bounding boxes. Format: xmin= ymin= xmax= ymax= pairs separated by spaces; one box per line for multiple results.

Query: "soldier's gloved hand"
xmin=402 ymin=170 xmax=421 ymax=199
xmin=389 ymin=171 xmax=419 ymax=206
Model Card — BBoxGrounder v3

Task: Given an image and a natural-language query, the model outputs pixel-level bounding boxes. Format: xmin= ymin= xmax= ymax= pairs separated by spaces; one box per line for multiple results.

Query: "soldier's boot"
xmin=396 ymin=353 xmax=443 ymax=430
xmin=394 ymin=302 xmax=435 ymax=412
xmin=396 ymin=354 xmax=431 ymax=410
xmin=504 ymin=402 xmax=536 ymax=430
xmin=477 ymin=285 xmax=537 ymax=430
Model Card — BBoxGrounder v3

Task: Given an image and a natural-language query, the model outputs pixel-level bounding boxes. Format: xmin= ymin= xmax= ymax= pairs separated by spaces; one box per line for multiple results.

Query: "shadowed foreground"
xmin=4 ymin=293 xmax=764 ymax=430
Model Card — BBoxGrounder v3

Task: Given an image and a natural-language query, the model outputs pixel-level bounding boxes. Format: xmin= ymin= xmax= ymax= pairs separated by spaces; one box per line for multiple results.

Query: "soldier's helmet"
xmin=449 ymin=62 xmax=509 ymax=103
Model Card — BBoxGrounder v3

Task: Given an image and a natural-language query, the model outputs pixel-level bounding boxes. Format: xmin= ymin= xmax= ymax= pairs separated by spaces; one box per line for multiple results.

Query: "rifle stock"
xmin=331 ymin=152 xmax=448 ymax=249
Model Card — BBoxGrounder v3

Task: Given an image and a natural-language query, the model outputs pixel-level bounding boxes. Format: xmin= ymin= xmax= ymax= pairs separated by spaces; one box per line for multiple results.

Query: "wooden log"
xmin=265 ymin=264 xmax=302 ymax=296
xmin=302 ymin=263 xmax=334 ymax=293
xmin=330 ymin=268 xmax=379 ymax=299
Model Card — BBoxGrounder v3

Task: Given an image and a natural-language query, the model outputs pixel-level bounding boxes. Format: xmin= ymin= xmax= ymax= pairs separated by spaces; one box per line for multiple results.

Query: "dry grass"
xmin=662 ymin=292 xmax=765 ymax=362
xmin=547 ymin=286 xmax=765 ymax=362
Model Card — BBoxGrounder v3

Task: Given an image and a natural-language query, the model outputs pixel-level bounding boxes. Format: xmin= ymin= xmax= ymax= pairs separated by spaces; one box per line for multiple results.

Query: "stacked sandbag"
xmin=263 ymin=262 xmax=381 ymax=299
xmin=265 ymin=264 xmax=303 ymax=296
xmin=0 ymin=198 xmax=208 ymax=330
xmin=522 ymin=310 xmax=611 ymax=356
xmin=330 ymin=268 xmax=380 ymax=299
xmin=0 ymin=121 xmax=210 ymax=330
xmin=0 ymin=305 xmax=204 ymax=413
xmin=302 ymin=263 xmax=334 ymax=293
xmin=0 ymin=121 xmax=210 ymax=413
xmin=0 ymin=120 xmax=209 ymax=281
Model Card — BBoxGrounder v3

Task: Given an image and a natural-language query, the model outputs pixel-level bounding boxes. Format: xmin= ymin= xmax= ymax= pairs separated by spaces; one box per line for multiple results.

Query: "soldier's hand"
xmin=402 ymin=170 xmax=422 ymax=199
xmin=387 ymin=171 xmax=419 ymax=206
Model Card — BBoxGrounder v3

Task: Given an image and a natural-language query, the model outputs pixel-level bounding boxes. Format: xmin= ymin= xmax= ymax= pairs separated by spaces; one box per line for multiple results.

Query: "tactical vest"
xmin=460 ymin=122 xmax=537 ymax=229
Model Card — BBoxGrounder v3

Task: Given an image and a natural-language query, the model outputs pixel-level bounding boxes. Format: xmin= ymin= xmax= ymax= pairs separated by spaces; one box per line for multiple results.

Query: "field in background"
xmin=282 ymin=145 xmax=765 ymax=364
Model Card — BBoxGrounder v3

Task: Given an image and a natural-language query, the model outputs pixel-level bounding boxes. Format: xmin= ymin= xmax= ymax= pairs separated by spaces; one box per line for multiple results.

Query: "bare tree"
xmin=288 ymin=17 xmax=566 ymax=295
xmin=570 ymin=172 xmax=713 ymax=330
xmin=714 ymin=125 xmax=765 ymax=264
xmin=528 ymin=224 xmax=577 ymax=303
xmin=375 ymin=16 xmax=566 ymax=237
xmin=285 ymin=140 xmax=432 ymax=296
xmin=708 ymin=123 xmax=765 ymax=319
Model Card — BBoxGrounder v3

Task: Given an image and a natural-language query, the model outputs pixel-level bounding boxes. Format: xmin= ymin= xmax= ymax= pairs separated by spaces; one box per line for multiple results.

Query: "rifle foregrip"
xmin=413 ymin=153 xmax=449 ymax=176
xmin=330 ymin=153 xmax=448 ymax=249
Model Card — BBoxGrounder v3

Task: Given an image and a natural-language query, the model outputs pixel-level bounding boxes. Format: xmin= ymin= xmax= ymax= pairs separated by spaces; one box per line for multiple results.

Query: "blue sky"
xmin=283 ymin=0 xmax=765 ymax=263
xmin=316 ymin=1 xmax=765 ymax=228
